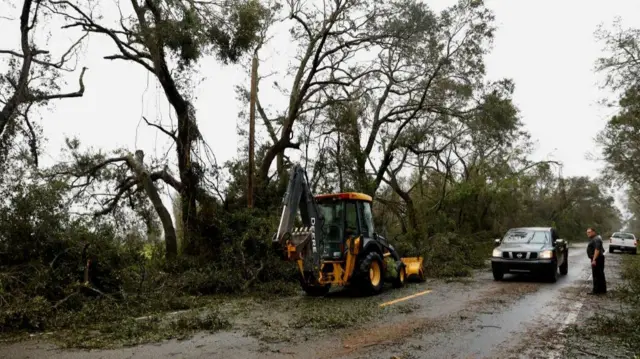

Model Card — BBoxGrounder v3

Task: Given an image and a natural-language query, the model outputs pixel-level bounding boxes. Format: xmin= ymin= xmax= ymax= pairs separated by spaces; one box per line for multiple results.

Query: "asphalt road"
xmin=1 ymin=242 xmax=623 ymax=359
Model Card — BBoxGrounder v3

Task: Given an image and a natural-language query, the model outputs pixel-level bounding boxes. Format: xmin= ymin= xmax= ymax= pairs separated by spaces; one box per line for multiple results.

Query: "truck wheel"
xmin=633 ymin=249 xmax=637 ymax=255
xmin=492 ymin=268 xmax=504 ymax=281
xmin=392 ymin=264 xmax=406 ymax=288
xmin=358 ymin=251 xmax=385 ymax=295
xmin=560 ymin=251 xmax=568 ymax=275
xmin=610 ymin=247 xmax=615 ymax=253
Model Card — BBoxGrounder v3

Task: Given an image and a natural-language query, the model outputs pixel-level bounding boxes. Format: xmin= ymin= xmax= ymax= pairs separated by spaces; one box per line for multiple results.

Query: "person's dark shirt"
xmin=587 ymin=235 xmax=605 ymax=259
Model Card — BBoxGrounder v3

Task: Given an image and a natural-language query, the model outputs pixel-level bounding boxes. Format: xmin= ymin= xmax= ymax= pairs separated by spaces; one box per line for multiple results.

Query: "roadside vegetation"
xmin=589 ymin=254 xmax=640 ymax=354
xmin=0 ymin=0 xmax=624 ymax=349
xmin=562 ymin=253 xmax=640 ymax=359
xmin=551 ymin=16 xmax=640 ymax=358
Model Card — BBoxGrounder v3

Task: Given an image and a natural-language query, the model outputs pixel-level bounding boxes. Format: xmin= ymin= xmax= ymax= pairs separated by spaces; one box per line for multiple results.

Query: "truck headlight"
xmin=539 ymin=250 xmax=554 ymax=259
xmin=492 ymin=249 xmax=502 ymax=257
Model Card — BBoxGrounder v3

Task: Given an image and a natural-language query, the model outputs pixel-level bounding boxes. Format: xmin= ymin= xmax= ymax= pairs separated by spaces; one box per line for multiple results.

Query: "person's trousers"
xmin=591 ymin=256 xmax=607 ymax=293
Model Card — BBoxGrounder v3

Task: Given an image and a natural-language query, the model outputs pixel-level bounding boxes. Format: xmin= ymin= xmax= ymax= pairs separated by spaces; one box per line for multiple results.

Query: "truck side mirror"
xmin=555 ymin=238 xmax=564 ymax=246
xmin=494 ymin=238 xmax=501 ymax=247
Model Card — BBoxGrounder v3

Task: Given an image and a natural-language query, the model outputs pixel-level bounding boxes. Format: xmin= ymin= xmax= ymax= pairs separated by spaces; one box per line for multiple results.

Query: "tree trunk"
xmin=128 ymin=150 xmax=178 ymax=259
xmin=153 ymin=63 xmax=199 ymax=251
xmin=387 ymin=177 xmax=418 ymax=232
xmin=336 ymin=132 xmax=344 ymax=192
xmin=399 ymin=192 xmax=418 ymax=232
xmin=258 ymin=138 xmax=290 ymax=184
xmin=0 ymin=0 xmax=33 ymax=138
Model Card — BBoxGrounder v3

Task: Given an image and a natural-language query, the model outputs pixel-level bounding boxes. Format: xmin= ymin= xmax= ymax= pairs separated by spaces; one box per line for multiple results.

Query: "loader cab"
xmin=315 ymin=192 xmax=375 ymax=260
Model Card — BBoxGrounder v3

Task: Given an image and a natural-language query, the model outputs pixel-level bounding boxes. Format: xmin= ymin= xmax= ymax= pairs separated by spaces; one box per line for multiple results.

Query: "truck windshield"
xmin=502 ymin=230 xmax=549 ymax=244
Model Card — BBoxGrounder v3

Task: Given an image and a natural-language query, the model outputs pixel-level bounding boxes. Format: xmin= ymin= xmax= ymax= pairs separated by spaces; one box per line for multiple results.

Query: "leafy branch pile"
xmin=0 ymin=0 xmax=622 ymax=345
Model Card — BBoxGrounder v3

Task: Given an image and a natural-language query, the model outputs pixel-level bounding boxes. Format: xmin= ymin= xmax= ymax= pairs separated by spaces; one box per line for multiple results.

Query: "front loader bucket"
xmin=401 ymin=257 xmax=426 ymax=282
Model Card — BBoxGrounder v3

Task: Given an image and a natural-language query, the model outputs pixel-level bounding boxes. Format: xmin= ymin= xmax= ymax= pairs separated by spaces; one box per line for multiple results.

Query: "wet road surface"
xmin=346 ymin=242 xmax=597 ymax=359
xmin=1 ymin=242 xmax=622 ymax=359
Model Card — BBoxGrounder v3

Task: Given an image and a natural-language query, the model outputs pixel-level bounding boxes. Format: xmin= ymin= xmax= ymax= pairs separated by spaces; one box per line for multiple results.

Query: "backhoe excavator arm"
xmin=273 ymin=164 xmax=324 ymax=276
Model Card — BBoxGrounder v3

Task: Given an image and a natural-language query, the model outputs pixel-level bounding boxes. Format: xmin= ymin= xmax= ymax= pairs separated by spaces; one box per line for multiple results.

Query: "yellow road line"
xmin=379 ymin=289 xmax=432 ymax=307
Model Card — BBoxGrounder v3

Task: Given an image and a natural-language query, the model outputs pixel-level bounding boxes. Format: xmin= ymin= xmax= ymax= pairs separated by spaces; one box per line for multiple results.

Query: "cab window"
xmin=361 ymin=201 xmax=375 ymax=238
xmin=345 ymin=201 xmax=358 ymax=236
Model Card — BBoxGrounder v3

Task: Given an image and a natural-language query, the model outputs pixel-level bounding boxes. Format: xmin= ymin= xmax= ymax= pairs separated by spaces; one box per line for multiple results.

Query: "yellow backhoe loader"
xmin=273 ymin=164 xmax=425 ymax=296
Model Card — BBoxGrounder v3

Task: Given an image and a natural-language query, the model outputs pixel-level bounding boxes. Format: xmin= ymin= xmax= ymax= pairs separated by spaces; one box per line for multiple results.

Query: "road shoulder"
xmin=551 ymin=252 xmax=637 ymax=359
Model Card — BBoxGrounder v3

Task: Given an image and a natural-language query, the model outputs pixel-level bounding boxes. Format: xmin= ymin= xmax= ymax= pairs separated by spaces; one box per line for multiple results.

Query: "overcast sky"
xmin=1 ymin=0 xmax=639 ymax=214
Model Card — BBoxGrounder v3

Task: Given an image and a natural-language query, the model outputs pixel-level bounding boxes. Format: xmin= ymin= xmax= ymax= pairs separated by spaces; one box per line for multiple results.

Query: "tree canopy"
xmin=595 ymin=17 xmax=640 ymax=231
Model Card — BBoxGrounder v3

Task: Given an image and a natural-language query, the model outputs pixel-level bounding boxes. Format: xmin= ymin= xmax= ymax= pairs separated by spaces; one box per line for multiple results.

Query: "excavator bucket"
xmin=401 ymin=257 xmax=426 ymax=282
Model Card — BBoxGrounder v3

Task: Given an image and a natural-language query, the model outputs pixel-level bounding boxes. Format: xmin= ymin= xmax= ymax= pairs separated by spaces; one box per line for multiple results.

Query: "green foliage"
xmin=598 ymin=86 xmax=640 ymax=188
xmin=391 ymin=231 xmax=491 ymax=277
xmin=154 ymin=0 xmax=268 ymax=66
xmin=595 ymin=19 xmax=640 ymax=233
xmin=384 ymin=257 xmax=399 ymax=278
xmin=0 ymin=177 xmax=144 ymax=332
xmin=208 ymin=0 xmax=269 ymax=63
xmin=594 ymin=18 xmax=640 ymax=92
xmin=149 ymin=0 xmax=269 ymax=67
xmin=159 ymin=7 xmax=205 ymax=65
xmin=0 ymin=161 xmax=295 ymax=341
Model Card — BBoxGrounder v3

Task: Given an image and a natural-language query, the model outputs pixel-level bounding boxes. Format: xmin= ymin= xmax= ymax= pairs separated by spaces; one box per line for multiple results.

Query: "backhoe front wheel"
xmin=359 ymin=252 xmax=384 ymax=295
xmin=392 ymin=264 xmax=406 ymax=288
xmin=301 ymin=282 xmax=331 ymax=297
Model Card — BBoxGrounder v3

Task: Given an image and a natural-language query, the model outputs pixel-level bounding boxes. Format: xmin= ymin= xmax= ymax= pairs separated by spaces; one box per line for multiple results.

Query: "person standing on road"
xmin=586 ymin=227 xmax=607 ymax=295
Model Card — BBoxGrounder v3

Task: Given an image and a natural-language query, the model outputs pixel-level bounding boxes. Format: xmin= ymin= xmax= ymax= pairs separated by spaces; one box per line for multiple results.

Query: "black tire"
xmin=560 ymin=250 xmax=568 ymax=275
xmin=633 ymin=249 xmax=638 ymax=255
xmin=547 ymin=262 xmax=558 ymax=283
xmin=492 ymin=268 xmax=504 ymax=281
xmin=301 ymin=283 xmax=330 ymax=297
xmin=299 ymin=275 xmax=330 ymax=297
xmin=358 ymin=251 xmax=385 ymax=295
xmin=392 ymin=264 xmax=406 ymax=288
xmin=610 ymin=247 xmax=615 ymax=253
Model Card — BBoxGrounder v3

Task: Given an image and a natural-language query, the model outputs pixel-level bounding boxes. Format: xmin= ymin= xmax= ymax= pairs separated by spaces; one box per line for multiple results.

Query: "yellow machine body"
xmin=400 ymin=256 xmax=426 ymax=282
xmin=293 ymin=236 xmax=362 ymax=286
xmin=276 ymin=186 xmax=425 ymax=295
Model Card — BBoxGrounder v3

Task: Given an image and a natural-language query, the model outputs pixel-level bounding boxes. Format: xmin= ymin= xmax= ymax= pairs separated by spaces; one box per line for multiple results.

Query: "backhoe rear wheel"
xmin=359 ymin=251 xmax=384 ymax=295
